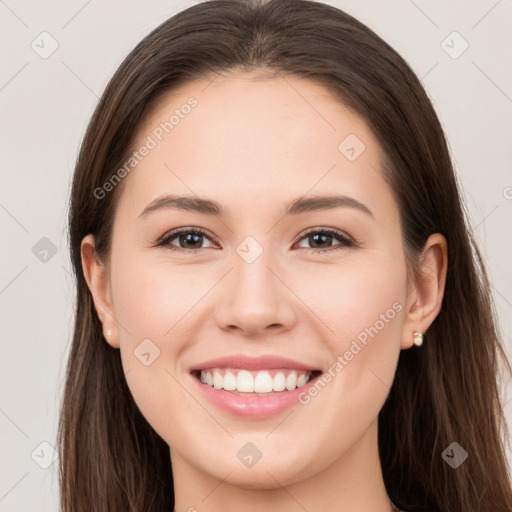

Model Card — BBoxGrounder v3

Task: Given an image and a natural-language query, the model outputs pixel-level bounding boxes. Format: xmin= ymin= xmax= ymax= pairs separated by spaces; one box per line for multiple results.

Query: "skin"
xmin=82 ymin=70 xmax=448 ymax=512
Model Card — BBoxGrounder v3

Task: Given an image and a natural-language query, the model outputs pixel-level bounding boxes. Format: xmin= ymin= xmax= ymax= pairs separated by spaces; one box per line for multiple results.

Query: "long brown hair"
xmin=59 ymin=0 xmax=512 ymax=510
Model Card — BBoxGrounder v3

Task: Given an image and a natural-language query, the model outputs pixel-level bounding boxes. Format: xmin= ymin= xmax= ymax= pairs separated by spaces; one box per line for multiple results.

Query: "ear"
xmin=81 ymin=234 xmax=120 ymax=349
xmin=401 ymin=233 xmax=448 ymax=349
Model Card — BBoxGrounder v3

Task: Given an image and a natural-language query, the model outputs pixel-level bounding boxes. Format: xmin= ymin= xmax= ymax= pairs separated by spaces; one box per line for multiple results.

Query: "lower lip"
xmin=191 ymin=372 xmax=322 ymax=419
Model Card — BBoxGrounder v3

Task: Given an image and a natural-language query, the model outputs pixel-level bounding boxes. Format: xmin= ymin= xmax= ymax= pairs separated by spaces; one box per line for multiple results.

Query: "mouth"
xmin=188 ymin=354 xmax=324 ymax=418
xmin=190 ymin=368 xmax=323 ymax=396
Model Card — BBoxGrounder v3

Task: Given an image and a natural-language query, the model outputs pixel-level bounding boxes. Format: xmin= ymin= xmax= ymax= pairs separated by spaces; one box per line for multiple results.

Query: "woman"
xmin=58 ymin=0 xmax=512 ymax=510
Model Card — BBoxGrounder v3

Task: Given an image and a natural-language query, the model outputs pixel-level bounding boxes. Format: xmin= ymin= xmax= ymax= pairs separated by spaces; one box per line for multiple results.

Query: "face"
xmin=88 ymin=71 xmax=414 ymax=489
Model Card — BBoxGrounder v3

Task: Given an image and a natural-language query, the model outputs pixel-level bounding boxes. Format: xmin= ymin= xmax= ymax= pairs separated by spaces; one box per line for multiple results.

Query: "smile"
xmin=188 ymin=354 xmax=323 ymax=418
xmin=195 ymin=368 xmax=317 ymax=395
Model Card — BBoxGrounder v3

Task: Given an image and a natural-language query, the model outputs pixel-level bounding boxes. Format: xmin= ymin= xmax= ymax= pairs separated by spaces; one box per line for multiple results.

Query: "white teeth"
xmin=273 ymin=372 xmax=286 ymax=391
xmin=213 ymin=372 xmax=223 ymax=389
xmin=237 ymin=370 xmax=254 ymax=392
xmin=223 ymin=371 xmax=237 ymax=391
xmin=285 ymin=372 xmax=297 ymax=390
xmin=198 ymin=368 xmax=314 ymax=393
xmin=254 ymin=371 xmax=273 ymax=393
xmin=297 ymin=373 xmax=307 ymax=387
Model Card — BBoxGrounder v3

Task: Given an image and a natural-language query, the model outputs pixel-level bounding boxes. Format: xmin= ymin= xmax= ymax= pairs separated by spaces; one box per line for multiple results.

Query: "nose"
xmin=213 ymin=248 xmax=297 ymax=338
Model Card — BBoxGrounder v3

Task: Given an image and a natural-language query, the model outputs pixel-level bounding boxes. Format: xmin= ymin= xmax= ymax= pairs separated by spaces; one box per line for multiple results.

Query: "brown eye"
xmin=295 ymin=228 xmax=354 ymax=253
xmin=157 ymin=228 xmax=216 ymax=251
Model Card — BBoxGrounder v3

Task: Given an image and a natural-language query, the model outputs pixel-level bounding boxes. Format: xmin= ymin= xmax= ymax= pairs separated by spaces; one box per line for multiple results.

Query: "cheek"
xmin=306 ymin=252 xmax=406 ymax=390
xmin=305 ymin=250 xmax=406 ymax=335
xmin=110 ymin=259 xmax=200 ymax=442
xmin=111 ymin=251 xmax=211 ymax=340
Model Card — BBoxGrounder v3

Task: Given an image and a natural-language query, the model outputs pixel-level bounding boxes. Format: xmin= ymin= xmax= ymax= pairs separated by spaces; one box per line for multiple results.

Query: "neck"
xmin=170 ymin=419 xmax=396 ymax=512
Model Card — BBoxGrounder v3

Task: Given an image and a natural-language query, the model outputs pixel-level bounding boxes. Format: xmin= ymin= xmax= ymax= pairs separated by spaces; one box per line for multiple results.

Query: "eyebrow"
xmin=137 ymin=193 xmax=373 ymax=219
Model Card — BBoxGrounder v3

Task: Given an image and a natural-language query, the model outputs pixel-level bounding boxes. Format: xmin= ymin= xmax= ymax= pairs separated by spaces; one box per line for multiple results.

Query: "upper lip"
xmin=189 ymin=354 xmax=321 ymax=372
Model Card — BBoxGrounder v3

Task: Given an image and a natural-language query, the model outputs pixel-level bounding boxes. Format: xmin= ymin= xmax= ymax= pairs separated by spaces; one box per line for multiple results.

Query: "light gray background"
xmin=1 ymin=0 xmax=511 ymax=510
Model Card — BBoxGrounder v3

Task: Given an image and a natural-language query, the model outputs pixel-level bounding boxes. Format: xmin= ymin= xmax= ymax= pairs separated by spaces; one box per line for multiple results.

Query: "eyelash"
xmin=155 ymin=227 xmax=355 ymax=254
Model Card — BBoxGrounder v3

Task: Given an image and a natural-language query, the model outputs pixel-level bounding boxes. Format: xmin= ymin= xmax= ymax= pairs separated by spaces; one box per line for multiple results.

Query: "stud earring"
xmin=104 ymin=329 xmax=112 ymax=338
xmin=413 ymin=331 xmax=423 ymax=347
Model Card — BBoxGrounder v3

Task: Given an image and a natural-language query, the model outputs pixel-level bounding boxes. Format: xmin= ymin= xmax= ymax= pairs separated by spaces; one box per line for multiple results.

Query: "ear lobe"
xmin=80 ymin=234 xmax=120 ymax=349
xmin=401 ymin=233 xmax=448 ymax=349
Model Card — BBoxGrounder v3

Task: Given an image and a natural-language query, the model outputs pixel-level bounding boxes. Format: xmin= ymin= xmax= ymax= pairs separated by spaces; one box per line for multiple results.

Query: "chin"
xmin=205 ymin=456 xmax=312 ymax=490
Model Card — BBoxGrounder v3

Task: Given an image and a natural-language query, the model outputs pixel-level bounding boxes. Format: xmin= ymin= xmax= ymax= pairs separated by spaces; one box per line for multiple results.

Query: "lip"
xmin=190 ymin=370 xmax=322 ymax=419
xmin=189 ymin=354 xmax=321 ymax=372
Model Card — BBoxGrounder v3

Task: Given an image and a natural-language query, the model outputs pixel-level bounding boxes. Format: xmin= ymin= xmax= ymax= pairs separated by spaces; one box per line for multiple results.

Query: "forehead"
xmin=134 ymin=71 xmax=373 ymax=161
xmin=116 ymin=71 xmax=397 ymax=224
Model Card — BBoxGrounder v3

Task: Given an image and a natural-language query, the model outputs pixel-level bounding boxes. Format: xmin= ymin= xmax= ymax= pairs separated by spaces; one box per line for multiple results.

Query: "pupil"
xmin=310 ymin=233 xmax=331 ymax=248
xmin=181 ymin=233 xmax=202 ymax=248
